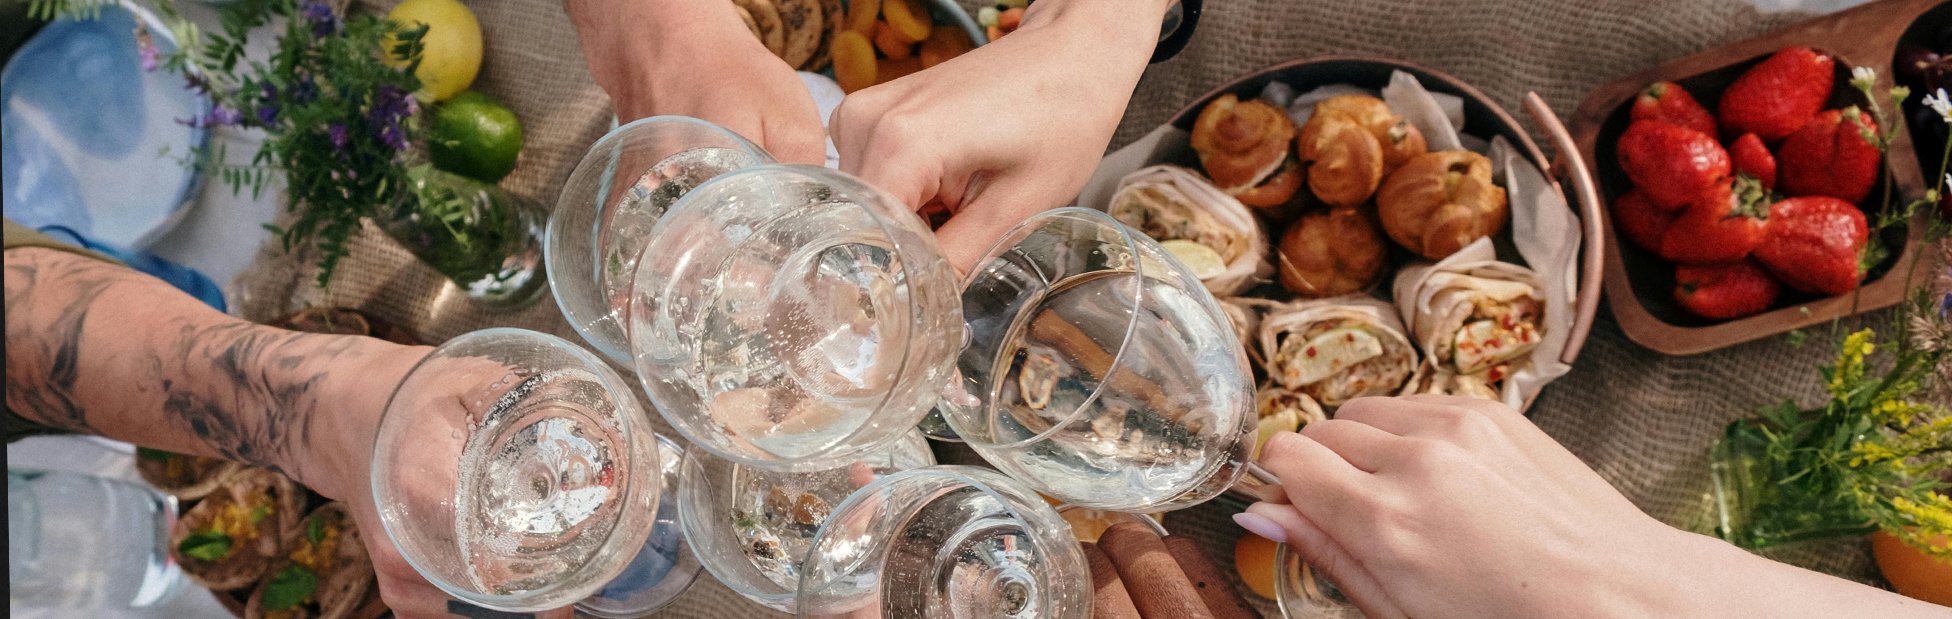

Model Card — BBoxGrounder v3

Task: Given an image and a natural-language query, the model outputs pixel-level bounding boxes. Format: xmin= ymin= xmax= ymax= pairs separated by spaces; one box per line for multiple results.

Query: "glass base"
xmin=576 ymin=435 xmax=702 ymax=617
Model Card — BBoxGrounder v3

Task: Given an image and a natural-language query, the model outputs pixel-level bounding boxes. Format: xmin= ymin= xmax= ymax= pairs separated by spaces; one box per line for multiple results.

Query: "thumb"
xmin=932 ymin=173 xmax=1058 ymax=275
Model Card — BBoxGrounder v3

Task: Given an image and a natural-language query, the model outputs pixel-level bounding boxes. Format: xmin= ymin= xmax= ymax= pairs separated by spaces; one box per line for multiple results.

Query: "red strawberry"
xmin=1777 ymin=108 xmax=1881 ymax=204
xmin=1718 ymin=46 xmax=1835 ymax=141
xmin=1675 ymin=261 xmax=1782 ymax=320
xmin=1611 ymin=189 xmax=1675 ymax=253
xmin=1728 ymin=133 xmax=1777 ymax=190
xmin=1753 ymin=196 xmax=1869 ymax=295
xmin=1631 ymin=81 xmax=1718 ymax=136
xmin=1617 ymin=120 xmax=1731 ymax=210
xmin=1660 ymin=176 xmax=1771 ymax=263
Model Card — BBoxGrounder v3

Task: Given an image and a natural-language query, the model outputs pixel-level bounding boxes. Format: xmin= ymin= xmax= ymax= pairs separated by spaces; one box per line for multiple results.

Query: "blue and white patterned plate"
xmin=2 ymin=1 xmax=210 ymax=249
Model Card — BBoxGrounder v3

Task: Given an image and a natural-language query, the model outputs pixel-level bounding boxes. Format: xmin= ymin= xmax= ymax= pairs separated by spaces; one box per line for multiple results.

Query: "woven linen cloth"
xmin=225 ymin=0 xmax=1932 ymax=616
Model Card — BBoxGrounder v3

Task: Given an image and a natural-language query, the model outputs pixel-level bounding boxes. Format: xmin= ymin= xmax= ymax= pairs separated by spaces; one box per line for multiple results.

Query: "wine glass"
xmin=935 ymin=207 xmax=1258 ymax=512
xmin=1275 ymin=541 xmax=1362 ymax=618
xmin=794 ymin=466 xmax=1092 ymax=619
xmin=575 ymin=433 xmax=704 ymax=617
xmin=676 ymin=430 xmax=936 ymax=612
xmin=369 ymin=328 xmax=662 ymax=612
xmin=545 ymin=116 xmax=773 ymax=365
xmin=628 ymin=164 xmax=963 ymax=471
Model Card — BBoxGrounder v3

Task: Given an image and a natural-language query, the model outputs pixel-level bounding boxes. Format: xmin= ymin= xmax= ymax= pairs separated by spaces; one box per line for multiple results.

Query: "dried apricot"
xmin=845 ymin=0 xmax=879 ymax=33
xmin=1234 ymin=532 xmax=1280 ymax=599
xmin=998 ymin=6 xmax=1024 ymax=30
xmin=877 ymin=55 xmax=922 ymax=84
xmin=880 ymin=0 xmax=932 ymax=42
xmin=831 ymin=29 xmax=877 ymax=93
xmin=918 ymin=26 xmax=972 ymax=68
xmin=873 ymin=20 xmax=914 ymax=59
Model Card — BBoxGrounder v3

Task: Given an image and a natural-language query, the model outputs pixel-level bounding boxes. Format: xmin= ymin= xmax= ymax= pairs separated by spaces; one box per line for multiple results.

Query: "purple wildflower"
xmin=203 ymin=105 xmax=242 ymax=127
xmin=301 ymin=1 xmax=339 ymax=37
xmin=182 ymin=73 xmax=210 ymax=96
xmin=134 ymin=26 xmax=159 ymax=72
xmin=255 ymin=83 xmax=279 ymax=125
xmin=291 ymin=76 xmax=317 ymax=104
xmin=367 ymin=85 xmax=415 ymax=151
xmin=327 ymin=123 xmax=349 ymax=149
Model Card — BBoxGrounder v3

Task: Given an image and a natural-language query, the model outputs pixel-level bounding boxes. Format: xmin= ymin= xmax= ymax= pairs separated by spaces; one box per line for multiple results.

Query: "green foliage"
xmin=146 ymin=0 xmax=426 ymax=286
xmin=262 ymin=564 xmax=317 ymax=611
xmin=25 ymin=0 xmax=113 ymax=21
xmin=306 ymin=514 xmax=326 ymax=545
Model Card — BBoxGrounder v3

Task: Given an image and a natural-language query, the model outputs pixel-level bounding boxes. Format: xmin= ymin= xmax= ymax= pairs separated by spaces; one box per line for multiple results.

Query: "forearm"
xmin=564 ymin=0 xmax=769 ymax=121
xmin=1683 ymin=533 xmax=1947 ymax=618
xmin=3 ymin=248 xmax=421 ymax=495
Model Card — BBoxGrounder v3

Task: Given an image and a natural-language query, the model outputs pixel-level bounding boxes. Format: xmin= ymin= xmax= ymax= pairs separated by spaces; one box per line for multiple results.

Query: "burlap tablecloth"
xmin=227 ymin=0 xmax=1929 ymax=615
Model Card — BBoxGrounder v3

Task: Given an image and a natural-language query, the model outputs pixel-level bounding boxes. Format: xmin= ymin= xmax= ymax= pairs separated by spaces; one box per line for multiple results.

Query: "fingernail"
xmin=1233 ymin=512 xmax=1288 ymax=543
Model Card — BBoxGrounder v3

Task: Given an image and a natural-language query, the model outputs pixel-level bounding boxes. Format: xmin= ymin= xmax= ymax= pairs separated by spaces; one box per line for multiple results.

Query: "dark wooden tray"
xmin=1568 ymin=0 xmax=1941 ymax=356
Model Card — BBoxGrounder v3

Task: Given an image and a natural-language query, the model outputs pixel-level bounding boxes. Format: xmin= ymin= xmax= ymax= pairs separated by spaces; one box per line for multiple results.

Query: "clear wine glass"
xmin=676 ymin=430 xmax=936 ymax=612
xmin=1275 ymin=541 xmax=1362 ymax=618
xmin=936 ymin=207 xmax=1258 ymax=512
xmin=628 ymin=164 xmax=963 ymax=471
xmin=794 ymin=466 xmax=1092 ymax=619
xmin=370 ymin=328 xmax=662 ymax=612
xmin=546 ymin=116 xmax=773 ymax=365
xmin=575 ymin=433 xmax=704 ymax=618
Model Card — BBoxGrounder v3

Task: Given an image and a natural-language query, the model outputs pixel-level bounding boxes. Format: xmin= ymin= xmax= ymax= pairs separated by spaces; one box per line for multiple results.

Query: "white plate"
xmin=2 ymin=1 xmax=209 ymax=249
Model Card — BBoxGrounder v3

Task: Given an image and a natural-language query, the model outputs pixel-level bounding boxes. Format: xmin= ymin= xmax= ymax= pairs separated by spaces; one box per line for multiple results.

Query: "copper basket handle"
xmin=1522 ymin=92 xmax=1605 ymax=366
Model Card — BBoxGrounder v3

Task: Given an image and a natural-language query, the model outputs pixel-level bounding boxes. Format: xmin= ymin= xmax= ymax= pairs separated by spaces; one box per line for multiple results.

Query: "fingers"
xmin=1243 ymin=503 xmax=1409 ymax=619
xmin=765 ymin=112 xmax=828 ymax=166
xmin=1297 ymin=418 xmax=1406 ymax=473
xmin=930 ymin=176 xmax=1051 ymax=274
xmin=1255 ymin=432 xmax=1366 ymax=510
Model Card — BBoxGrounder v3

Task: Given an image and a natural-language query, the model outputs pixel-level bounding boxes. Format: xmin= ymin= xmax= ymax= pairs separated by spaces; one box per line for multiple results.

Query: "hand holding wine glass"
xmin=1240 ymin=395 xmax=1948 ymax=619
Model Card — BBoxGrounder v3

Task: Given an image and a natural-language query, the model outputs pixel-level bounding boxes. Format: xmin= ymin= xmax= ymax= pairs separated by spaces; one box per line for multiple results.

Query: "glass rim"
xmin=544 ymin=115 xmax=770 ymax=365
xmin=629 ymin=163 xmax=946 ymax=470
xmin=791 ymin=465 xmax=1061 ymax=603
xmin=949 ymin=206 xmax=1154 ymax=451
xmin=370 ymin=327 xmax=657 ymax=611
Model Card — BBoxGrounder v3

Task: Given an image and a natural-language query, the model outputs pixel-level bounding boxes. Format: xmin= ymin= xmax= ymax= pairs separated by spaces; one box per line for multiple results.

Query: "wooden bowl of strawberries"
xmin=1570 ymin=0 xmax=1941 ymax=355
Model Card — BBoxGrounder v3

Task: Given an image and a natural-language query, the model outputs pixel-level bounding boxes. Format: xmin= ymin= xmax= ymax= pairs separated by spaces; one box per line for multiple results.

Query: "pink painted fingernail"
xmin=1233 ymin=512 xmax=1288 ymax=543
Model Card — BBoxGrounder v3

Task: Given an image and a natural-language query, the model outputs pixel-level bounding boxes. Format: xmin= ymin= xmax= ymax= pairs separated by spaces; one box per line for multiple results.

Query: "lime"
xmin=386 ymin=0 xmax=482 ymax=102
xmin=1160 ymin=239 xmax=1227 ymax=279
xmin=428 ymin=91 xmax=523 ymax=183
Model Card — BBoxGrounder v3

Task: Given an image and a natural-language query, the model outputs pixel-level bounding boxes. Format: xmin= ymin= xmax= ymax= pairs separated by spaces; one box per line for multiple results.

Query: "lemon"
xmin=1251 ymin=406 xmax=1301 ymax=461
xmin=386 ymin=0 xmax=482 ymax=102
xmin=1160 ymin=239 xmax=1227 ymax=280
xmin=428 ymin=90 xmax=523 ymax=183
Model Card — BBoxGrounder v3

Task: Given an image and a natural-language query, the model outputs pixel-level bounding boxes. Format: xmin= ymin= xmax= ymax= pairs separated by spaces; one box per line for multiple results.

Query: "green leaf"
xmin=306 ymin=515 xmax=325 ymax=545
xmin=262 ymin=564 xmax=317 ymax=611
xmin=178 ymin=531 xmax=233 ymax=562
xmin=248 ymin=503 xmax=272 ymax=524
xmin=136 ymin=447 xmax=175 ymax=462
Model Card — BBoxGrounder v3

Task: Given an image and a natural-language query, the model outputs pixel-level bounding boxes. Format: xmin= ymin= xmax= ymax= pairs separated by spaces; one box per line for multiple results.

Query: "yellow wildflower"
xmin=1850 ymin=441 xmax=1899 ymax=467
xmin=1828 ymin=329 xmax=1876 ymax=398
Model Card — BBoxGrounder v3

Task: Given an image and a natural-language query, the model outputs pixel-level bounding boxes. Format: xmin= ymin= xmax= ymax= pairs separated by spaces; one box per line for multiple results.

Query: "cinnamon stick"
xmin=1082 ymin=542 xmax=1141 ymax=619
xmin=1164 ymin=535 xmax=1259 ymax=619
xmin=1096 ymin=522 xmax=1215 ymax=619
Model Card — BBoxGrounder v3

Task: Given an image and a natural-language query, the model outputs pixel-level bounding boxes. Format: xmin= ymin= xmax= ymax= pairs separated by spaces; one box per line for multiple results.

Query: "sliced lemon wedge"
xmin=1159 ymin=239 xmax=1228 ymax=280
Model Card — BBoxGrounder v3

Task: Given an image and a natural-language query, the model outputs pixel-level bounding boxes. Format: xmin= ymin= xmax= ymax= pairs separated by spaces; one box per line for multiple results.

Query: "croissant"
xmin=1296 ymin=111 xmax=1384 ymax=208
xmin=1376 ymin=150 xmax=1508 ymax=260
xmin=1312 ymin=95 xmax=1428 ymax=171
xmin=1277 ymin=207 xmax=1388 ymax=298
xmin=1191 ymin=93 xmax=1298 ymax=203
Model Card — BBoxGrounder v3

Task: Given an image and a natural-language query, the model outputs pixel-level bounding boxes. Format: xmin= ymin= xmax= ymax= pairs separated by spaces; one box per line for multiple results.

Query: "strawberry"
xmin=1660 ymin=176 xmax=1770 ymax=263
xmin=1728 ymin=133 xmax=1777 ymax=191
xmin=1611 ymin=189 xmax=1674 ymax=254
xmin=1777 ymin=107 xmax=1882 ymax=204
xmin=1718 ymin=46 xmax=1835 ymax=141
xmin=1675 ymin=261 xmax=1782 ymax=320
xmin=1754 ymin=196 xmax=1869 ymax=295
xmin=1631 ymin=81 xmax=1718 ymax=136
xmin=1617 ymin=120 xmax=1731 ymax=210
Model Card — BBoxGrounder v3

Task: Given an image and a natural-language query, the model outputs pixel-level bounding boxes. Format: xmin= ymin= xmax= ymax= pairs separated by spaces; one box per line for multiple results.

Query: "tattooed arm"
xmin=3 ymin=246 xmax=425 ymax=495
xmin=0 ymin=247 xmax=537 ymax=618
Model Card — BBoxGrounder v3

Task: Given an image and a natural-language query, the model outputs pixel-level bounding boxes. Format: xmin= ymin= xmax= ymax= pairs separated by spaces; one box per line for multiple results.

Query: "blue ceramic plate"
xmin=2 ymin=1 xmax=210 ymax=249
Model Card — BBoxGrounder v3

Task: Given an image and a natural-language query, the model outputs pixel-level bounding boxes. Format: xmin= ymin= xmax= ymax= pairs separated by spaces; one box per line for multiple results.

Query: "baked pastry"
xmin=775 ymin=0 xmax=824 ymax=69
xmin=1230 ymin=158 xmax=1303 ymax=209
xmin=1190 ymin=94 xmax=1300 ymax=207
xmin=1109 ymin=165 xmax=1273 ymax=296
xmin=244 ymin=503 xmax=375 ymax=619
xmin=173 ymin=468 xmax=307 ymax=591
xmin=1276 ymin=207 xmax=1388 ymax=298
xmin=1312 ymin=95 xmax=1428 ymax=171
xmin=1250 ymin=385 xmax=1328 ymax=458
xmin=1257 ymin=297 xmax=1418 ymax=407
xmin=1393 ymin=260 xmax=1544 ymax=403
xmin=1219 ymin=297 xmax=1281 ymax=365
xmin=731 ymin=0 xmax=786 ymax=56
xmin=135 ymin=448 xmax=243 ymax=502
xmin=1376 ymin=150 xmax=1508 ymax=260
xmin=1297 ymin=95 xmax=1426 ymax=208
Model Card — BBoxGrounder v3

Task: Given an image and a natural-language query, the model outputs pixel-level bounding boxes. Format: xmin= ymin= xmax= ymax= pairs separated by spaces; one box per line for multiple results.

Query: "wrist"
xmin=570 ymin=0 xmax=772 ymax=121
xmin=290 ymin=336 xmax=431 ymax=500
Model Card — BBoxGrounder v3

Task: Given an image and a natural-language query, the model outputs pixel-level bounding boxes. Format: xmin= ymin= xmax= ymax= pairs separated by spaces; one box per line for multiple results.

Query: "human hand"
xmin=830 ymin=0 xmax=1168 ymax=272
xmin=568 ymin=0 xmax=825 ymax=164
xmin=1237 ymin=395 xmax=1724 ymax=619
